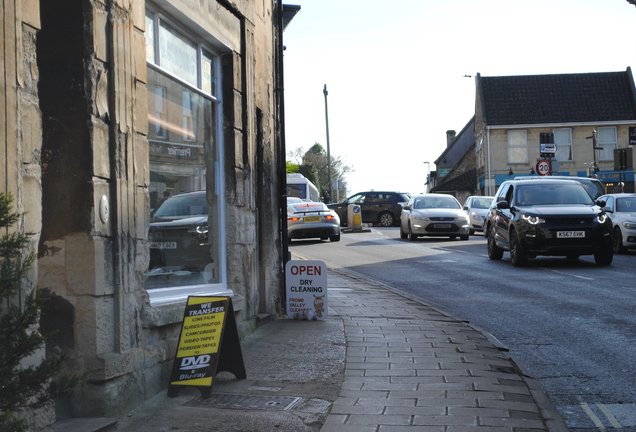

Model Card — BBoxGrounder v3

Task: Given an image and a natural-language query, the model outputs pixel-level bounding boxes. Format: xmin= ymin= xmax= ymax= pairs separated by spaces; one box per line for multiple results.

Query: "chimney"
xmin=446 ymin=130 xmax=456 ymax=147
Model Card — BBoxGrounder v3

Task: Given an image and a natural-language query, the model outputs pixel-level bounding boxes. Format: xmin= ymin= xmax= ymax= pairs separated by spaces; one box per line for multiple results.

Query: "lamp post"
xmin=423 ymin=161 xmax=430 ymax=192
xmin=323 ymin=84 xmax=332 ymax=203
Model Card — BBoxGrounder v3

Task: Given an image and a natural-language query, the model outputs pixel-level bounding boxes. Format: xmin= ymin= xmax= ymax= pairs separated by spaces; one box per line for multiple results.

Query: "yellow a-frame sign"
xmin=168 ymin=296 xmax=246 ymax=398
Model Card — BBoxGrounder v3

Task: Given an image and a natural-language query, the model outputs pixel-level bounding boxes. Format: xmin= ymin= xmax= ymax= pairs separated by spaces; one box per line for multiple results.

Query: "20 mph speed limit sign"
xmin=536 ymin=160 xmax=550 ymax=176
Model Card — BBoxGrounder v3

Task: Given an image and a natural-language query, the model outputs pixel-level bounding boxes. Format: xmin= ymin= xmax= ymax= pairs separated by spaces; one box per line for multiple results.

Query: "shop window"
xmin=145 ymin=7 xmax=227 ymax=303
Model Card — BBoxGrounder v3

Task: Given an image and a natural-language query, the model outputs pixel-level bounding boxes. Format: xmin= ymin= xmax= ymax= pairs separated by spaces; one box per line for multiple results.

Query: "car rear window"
xmin=153 ymin=193 xmax=208 ymax=218
xmin=290 ymin=202 xmax=329 ymax=213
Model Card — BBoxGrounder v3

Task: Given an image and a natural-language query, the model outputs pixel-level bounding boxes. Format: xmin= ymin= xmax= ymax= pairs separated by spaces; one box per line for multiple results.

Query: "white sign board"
xmin=285 ymin=260 xmax=328 ymax=320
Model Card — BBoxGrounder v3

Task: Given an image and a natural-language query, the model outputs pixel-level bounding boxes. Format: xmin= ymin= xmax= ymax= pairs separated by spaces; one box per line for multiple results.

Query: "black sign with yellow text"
xmin=168 ymin=296 xmax=245 ymax=398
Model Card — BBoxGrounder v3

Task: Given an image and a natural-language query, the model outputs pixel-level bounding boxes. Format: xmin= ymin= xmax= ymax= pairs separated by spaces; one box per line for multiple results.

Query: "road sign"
xmin=537 ymin=160 xmax=550 ymax=176
xmin=540 ymin=143 xmax=557 ymax=157
xmin=630 ymin=127 xmax=636 ymax=145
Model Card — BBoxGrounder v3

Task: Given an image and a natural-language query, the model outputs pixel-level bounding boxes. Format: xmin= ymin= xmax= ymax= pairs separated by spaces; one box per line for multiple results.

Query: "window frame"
xmin=597 ymin=126 xmax=617 ymax=161
xmin=553 ymin=128 xmax=573 ymax=162
xmin=145 ymin=6 xmax=228 ymax=305
xmin=507 ymin=130 xmax=528 ymax=164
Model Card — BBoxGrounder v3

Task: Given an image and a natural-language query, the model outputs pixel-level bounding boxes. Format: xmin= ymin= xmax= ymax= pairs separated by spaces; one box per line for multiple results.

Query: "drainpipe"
xmin=276 ymin=1 xmax=290 ymax=300
xmin=487 ymin=128 xmax=492 ymax=196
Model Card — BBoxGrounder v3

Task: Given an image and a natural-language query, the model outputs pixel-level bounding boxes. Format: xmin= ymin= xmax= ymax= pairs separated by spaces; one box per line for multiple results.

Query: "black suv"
xmin=327 ymin=191 xmax=410 ymax=227
xmin=485 ymin=178 xmax=613 ymax=266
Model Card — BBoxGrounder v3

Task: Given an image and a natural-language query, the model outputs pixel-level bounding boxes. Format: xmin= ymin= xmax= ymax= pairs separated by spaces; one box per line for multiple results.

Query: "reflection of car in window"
xmin=145 ymin=190 xmax=215 ymax=289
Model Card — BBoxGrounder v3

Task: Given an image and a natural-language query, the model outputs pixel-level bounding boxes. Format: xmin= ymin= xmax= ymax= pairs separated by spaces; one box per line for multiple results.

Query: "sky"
xmin=282 ymin=0 xmax=636 ymax=198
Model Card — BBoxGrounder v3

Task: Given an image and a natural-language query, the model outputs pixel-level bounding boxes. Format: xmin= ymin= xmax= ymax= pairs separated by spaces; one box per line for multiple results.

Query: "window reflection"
xmin=145 ymin=67 xmax=219 ymax=289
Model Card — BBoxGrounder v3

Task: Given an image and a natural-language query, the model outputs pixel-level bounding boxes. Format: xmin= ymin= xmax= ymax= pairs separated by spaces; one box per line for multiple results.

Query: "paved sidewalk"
xmin=323 ymin=268 xmax=567 ymax=431
xmin=112 ymin=264 xmax=568 ymax=432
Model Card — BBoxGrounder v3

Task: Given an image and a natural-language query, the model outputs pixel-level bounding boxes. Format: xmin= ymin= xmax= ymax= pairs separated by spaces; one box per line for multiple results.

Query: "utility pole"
xmin=323 ymin=84 xmax=333 ymax=203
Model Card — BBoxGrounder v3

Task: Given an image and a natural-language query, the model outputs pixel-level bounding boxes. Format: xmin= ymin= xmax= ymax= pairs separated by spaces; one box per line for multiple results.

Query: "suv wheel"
xmin=594 ymin=247 xmax=613 ymax=266
xmin=510 ymin=230 xmax=527 ymax=267
xmin=379 ymin=212 xmax=394 ymax=227
xmin=487 ymin=226 xmax=503 ymax=260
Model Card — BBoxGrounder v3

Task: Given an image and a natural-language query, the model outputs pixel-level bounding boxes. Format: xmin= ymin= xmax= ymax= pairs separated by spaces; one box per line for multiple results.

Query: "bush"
xmin=0 ymin=192 xmax=82 ymax=432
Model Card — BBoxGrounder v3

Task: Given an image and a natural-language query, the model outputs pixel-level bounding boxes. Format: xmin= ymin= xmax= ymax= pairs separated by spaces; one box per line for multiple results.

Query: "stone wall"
xmin=1 ymin=0 xmax=287 ymax=426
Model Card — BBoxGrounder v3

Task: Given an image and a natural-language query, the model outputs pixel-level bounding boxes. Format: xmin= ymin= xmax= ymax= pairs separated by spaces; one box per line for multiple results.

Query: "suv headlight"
xmin=522 ymin=215 xmax=544 ymax=225
xmin=595 ymin=214 xmax=608 ymax=224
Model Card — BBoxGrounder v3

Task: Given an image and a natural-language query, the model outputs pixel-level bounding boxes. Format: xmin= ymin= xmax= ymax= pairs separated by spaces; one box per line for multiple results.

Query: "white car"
xmin=462 ymin=196 xmax=494 ymax=235
xmin=287 ymin=202 xmax=341 ymax=242
xmin=599 ymin=193 xmax=636 ymax=254
xmin=399 ymin=194 xmax=470 ymax=241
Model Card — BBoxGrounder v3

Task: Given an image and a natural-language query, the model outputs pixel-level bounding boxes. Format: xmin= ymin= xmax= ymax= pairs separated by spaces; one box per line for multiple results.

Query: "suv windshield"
xmin=516 ymin=184 xmax=594 ymax=206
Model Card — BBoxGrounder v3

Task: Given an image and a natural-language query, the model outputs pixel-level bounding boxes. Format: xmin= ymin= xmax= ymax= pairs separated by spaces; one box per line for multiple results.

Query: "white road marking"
xmin=597 ymin=403 xmax=622 ymax=429
xmin=543 ymin=268 xmax=595 ymax=281
xmin=581 ymin=403 xmax=606 ymax=429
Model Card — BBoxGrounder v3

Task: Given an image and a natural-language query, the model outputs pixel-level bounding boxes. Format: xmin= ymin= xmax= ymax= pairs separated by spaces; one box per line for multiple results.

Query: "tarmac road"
xmin=290 ymin=227 xmax=636 ymax=431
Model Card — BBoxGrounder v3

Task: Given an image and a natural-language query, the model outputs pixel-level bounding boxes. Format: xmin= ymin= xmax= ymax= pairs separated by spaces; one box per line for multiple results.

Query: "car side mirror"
xmin=462 ymin=205 xmax=468 ymax=211
xmin=595 ymin=199 xmax=606 ymax=208
xmin=496 ymin=201 xmax=510 ymax=210
xmin=402 ymin=204 xmax=411 ymax=210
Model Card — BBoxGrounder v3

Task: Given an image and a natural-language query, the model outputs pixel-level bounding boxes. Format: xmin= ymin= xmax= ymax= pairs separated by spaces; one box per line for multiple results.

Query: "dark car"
xmin=146 ymin=191 xmax=213 ymax=287
xmin=485 ymin=178 xmax=613 ymax=267
xmin=327 ymin=191 xmax=410 ymax=227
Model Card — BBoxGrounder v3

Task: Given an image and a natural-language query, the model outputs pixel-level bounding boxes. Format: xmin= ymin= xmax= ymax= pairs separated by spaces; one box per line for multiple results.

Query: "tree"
xmin=0 ymin=192 xmax=82 ymax=432
xmin=287 ymin=143 xmax=354 ymax=202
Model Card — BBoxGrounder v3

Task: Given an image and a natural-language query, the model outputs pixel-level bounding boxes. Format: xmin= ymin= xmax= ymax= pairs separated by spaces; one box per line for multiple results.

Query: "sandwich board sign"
xmin=285 ymin=260 xmax=328 ymax=320
xmin=168 ymin=296 xmax=246 ymax=398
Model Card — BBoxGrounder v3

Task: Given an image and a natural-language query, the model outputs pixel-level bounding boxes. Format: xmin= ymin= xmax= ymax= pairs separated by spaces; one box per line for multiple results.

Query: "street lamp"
xmin=423 ymin=161 xmax=430 ymax=192
xmin=323 ymin=85 xmax=332 ymax=203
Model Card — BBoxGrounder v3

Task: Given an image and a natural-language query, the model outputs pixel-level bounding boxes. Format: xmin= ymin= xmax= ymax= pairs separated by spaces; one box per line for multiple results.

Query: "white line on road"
xmin=581 ymin=402 xmax=606 ymax=429
xmin=597 ymin=403 xmax=622 ymax=429
xmin=542 ymin=268 xmax=594 ymax=281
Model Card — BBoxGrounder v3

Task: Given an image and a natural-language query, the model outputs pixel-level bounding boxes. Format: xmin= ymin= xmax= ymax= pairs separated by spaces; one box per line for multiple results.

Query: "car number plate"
xmin=557 ymin=231 xmax=585 ymax=238
xmin=434 ymin=223 xmax=451 ymax=229
xmin=149 ymin=242 xmax=177 ymax=249
xmin=303 ymin=216 xmax=321 ymax=223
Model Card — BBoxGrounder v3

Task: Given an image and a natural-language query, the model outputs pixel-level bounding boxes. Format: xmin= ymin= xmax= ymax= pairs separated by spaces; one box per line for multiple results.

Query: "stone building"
xmin=430 ymin=117 xmax=477 ymax=205
xmin=474 ymin=70 xmax=636 ymax=196
xmin=1 ymin=0 xmax=295 ymax=428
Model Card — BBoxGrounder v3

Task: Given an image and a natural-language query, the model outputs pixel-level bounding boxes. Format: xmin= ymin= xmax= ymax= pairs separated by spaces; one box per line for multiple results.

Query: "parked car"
xmin=463 ymin=196 xmax=495 ymax=235
xmin=399 ymin=194 xmax=470 ymax=241
xmin=327 ymin=191 xmax=410 ymax=227
xmin=485 ymin=178 xmax=613 ymax=267
xmin=288 ymin=202 xmax=341 ymax=242
xmin=515 ymin=175 xmax=605 ymax=199
xmin=147 ymin=191 xmax=212 ymax=284
xmin=598 ymin=193 xmax=636 ymax=254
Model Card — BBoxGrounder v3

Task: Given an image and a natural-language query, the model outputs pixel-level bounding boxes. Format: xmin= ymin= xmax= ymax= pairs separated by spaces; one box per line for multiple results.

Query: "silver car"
xmin=463 ymin=196 xmax=495 ymax=235
xmin=400 ymin=194 xmax=470 ymax=241
xmin=599 ymin=193 xmax=636 ymax=254
xmin=287 ymin=202 xmax=341 ymax=242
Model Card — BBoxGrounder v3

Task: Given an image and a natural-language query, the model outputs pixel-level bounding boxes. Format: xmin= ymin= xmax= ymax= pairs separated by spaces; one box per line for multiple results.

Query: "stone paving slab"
xmin=322 ymin=266 xmax=568 ymax=431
